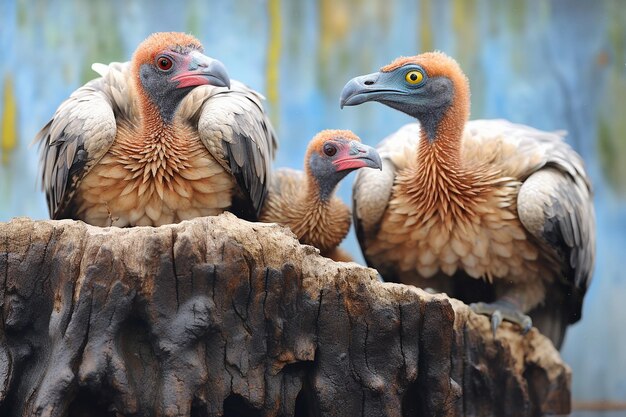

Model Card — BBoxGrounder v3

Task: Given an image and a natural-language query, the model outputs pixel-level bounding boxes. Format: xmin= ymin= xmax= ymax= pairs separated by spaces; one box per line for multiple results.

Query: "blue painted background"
xmin=1 ymin=0 xmax=625 ymax=413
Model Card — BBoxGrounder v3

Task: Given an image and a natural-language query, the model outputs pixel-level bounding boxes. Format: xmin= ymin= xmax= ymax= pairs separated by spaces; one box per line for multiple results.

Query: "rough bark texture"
xmin=0 ymin=214 xmax=570 ymax=417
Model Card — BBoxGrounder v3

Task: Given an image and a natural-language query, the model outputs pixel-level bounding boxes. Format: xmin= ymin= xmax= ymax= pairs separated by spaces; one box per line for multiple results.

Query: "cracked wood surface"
xmin=0 ymin=214 xmax=570 ymax=417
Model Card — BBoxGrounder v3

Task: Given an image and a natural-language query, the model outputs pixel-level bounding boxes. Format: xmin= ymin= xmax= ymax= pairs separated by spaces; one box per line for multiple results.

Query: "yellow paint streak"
xmin=419 ymin=0 xmax=433 ymax=52
xmin=266 ymin=0 xmax=282 ymax=125
xmin=1 ymin=75 xmax=18 ymax=165
xmin=451 ymin=0 xmax=485 ymax=114
xmin=452 ymin=0 xmax=477 ymax=62
xmin=318 ymin=0 xmax=351 ymax=92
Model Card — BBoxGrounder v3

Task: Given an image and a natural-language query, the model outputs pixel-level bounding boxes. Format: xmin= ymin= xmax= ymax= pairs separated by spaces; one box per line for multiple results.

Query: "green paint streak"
xmin=597 ymin=72 xmax=626 ymax=195
xmin=508 ymin=0 xmax=526 ymax=72
xmin=286 ymin=2 xmax=304 ymax=57
xmin=596 ymin=0 xmax=626 ymax=195
xmin=74 ymin=1 xmax=125 ymax=85
xmin=419 ymin=0 xmax=433 ymax=52
xmin=1 ymin=75 xmax=18 ymax=166
xmin=608 ymin=0 xmax=625 ymax=71
xmin=266 ymin=0 xmax=282 ymax=126
xmin=506 ymin=0 xmax=525 ymax=34
xmin=378 ymin=0 xmax=393 ymax=34
xmin=16 ymin=0 xmax=27 ymax=28
xmin=539 ymin=0 xmax=550 ymax=25
xmin=186 ymin=0 xmax=201 ymax=36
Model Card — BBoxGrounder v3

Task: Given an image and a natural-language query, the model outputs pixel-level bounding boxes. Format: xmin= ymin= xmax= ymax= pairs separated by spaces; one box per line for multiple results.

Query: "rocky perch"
xmin=0 ymin=214 xmax=570 ymax=417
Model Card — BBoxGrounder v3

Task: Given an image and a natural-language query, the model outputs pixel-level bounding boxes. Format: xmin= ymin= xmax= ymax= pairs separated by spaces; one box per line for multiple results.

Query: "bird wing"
xmin=353 ymin=123 xmax=420 ymax=263
xmin=464 ymin=119 xmax=595 ymax=323
xmin=181 ymin=80 xmax=277 ymax=220
xmin=35 ymin=62 xmax=133 ymax=219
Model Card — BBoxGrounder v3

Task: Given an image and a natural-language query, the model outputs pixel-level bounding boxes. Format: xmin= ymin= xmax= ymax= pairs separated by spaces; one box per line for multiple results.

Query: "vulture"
xmin=260 ymin=130 xmax=381 ymax=262
xmin=36 ymin=32 xmax=276 ymax=226
xmin=340 ymin=52 xmax=595 ymax=348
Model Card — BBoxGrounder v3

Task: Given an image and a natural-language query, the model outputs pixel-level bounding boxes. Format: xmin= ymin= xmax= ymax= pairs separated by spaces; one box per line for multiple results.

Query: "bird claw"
xmin=490 ymin=310 xmax=502 ymax=338
xmin=470 ymin=301 xmax=533 ymax=338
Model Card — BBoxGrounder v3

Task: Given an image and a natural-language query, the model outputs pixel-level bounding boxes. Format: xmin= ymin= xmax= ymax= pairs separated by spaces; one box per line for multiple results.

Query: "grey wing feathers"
xmin=35 ymin=63 xmax=129 ymax=218
xmin=194 ymin=80 xmax=277 ymax=219
xmin=498 ymin=120 xmax=596 ymax=322
xmin=466 ymin=119 xmax=590 ymax=187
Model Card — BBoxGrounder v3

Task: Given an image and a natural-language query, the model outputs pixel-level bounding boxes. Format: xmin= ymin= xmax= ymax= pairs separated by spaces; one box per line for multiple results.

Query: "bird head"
xmin=340 ymin=52 xmax=470 ymax=142
xmin=132 ymin=32 xmax=231 ymax=123
xmin=306 ymin=130 xmax=382 ymax=201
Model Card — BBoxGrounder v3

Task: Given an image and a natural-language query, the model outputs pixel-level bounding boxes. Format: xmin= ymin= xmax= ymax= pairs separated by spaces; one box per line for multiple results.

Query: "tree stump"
xmin=0 ymin=214 xmax=570 ymax=417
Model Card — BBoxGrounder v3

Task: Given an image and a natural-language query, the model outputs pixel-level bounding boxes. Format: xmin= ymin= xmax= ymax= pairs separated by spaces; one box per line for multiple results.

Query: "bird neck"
xmin=407 ymin=99 xmax=495 ymax=227
xmin=303 ymin=174 xmax=334 ymax=208
xmin=137 ymin=91 xmax=178 ymax=142
xmin=292 ymin=175 xmax=350 ymax=254
xmin=417 ymin=84 xmax=469 ymax=169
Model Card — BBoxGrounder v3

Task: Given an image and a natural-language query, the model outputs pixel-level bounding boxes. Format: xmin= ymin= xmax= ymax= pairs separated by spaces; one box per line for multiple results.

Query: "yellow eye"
xmin=405 ymin=70 xmax=424 ymax=85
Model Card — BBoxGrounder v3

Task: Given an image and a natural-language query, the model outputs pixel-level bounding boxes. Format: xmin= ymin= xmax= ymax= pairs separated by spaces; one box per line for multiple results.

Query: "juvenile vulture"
xmin=36 ymin=32 xmax=276 ymax=226
xmin=340 ymin=52 xmax=594 ymax=348
xmin=260 ymin=130 xmax=381 ymax=261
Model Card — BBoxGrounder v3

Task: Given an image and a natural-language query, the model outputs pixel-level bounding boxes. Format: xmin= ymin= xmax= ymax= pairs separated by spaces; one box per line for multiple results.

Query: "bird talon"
xmin=521 ymin=317 xmax=533 ymax=334
xmin=470 ymin=301 xmax=532 ymax=337
xmin=491 ymin=310 xmax=503 ymax=338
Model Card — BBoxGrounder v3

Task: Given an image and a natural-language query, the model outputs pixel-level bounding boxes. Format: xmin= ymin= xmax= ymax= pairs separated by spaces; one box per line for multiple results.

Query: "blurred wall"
xmin=1 ymin=0 xmax=625 ymax=410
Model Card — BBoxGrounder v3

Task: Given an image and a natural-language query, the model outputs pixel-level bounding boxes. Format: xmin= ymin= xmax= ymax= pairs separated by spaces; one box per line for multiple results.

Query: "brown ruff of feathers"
xmin=383 ymin=52 xmax=500 ymax=229
xmin=350 ymin=51 xmax=594 ymax=347
xmin=365 ymin=52 xmax=539 ymax=282
xmin=260 ymin=130 xmax=361 ymax=258
xmin=76 ymin=32 xmax=236 ymax=226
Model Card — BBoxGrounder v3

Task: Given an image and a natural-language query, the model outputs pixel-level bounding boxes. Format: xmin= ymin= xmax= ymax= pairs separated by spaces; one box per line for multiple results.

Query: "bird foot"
xmin=469 ymin=300 xmax=532 ymax=338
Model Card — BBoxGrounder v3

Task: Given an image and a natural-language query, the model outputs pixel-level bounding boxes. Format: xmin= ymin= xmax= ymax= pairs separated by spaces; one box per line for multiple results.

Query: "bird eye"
xmin=405 ymin=70 xmax=424 ymax=85
xmin=323 ymin=144 xmax=337 ymax=157
xmin=156 ymin=56 xmax=173 ymax=71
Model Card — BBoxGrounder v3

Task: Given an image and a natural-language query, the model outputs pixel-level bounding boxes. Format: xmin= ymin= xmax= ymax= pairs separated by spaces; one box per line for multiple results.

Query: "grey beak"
xmin=339 ymin=72 xmax=382 ymax=108
xmin=182 ymin=50 xmax=231 ymax=89
xmin=203 ymin=58 xmax=231 ymax=89
xmin=350 ymin=141 xmax=383 ymax=170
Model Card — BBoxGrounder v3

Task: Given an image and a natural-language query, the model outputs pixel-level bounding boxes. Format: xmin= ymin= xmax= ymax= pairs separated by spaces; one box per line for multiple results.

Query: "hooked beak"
xmin=339 ymin=71 xmax=403 ymax=108
xmin=171 ymin=50 xmax=231 ymax=89
xmin=332 ymin=141 xmax=382 ymax=172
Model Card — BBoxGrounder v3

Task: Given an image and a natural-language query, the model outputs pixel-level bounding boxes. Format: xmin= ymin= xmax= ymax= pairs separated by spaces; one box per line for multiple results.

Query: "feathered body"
xmin=37 ymin=33 xmax=276 ymax=226
xmin=261 ymin=168 xmax=351 ymax=259
xmin=260 ymin=130 xmax=381 ymax=262
xmin=343 ymin=52 xmax=594 ymax=347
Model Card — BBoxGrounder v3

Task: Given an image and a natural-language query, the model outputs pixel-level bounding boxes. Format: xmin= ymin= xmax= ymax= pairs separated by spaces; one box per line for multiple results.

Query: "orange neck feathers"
xmin=416 ymin=53 xmax=470 ymax=165
xmin=136 ymin=94 xmax=177 ymax=143
xmin=399 ymin=53 xmax=490 ymax=225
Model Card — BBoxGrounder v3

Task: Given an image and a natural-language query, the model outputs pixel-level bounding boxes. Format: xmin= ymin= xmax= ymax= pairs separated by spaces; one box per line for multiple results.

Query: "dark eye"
xmin=156 ymin=56 xmax=173 ymax=71
xmin=323 ymin=144 xmax=337 ymax=157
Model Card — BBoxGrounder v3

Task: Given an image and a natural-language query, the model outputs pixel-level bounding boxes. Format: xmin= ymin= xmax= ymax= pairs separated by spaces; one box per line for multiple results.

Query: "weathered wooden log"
xmin=0 ymin=214 xmax=570 ymax=417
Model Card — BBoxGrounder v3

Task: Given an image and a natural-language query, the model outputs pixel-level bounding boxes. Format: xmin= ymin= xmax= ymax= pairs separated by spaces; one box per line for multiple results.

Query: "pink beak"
xmin=332 ymin=141 xmax=382 ymax=172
